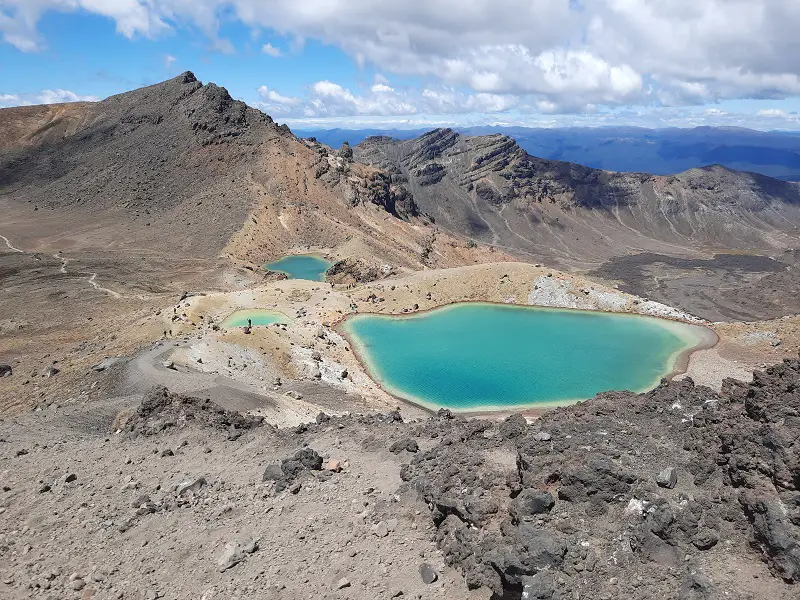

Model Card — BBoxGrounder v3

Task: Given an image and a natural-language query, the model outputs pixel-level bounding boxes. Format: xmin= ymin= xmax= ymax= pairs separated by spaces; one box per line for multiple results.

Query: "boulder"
xmin=389 ymin=438 xmax=419 ymax=454
xmin=336 ymin=577 xmax=351 ymax=589
xmin=692 ymin=529 xmax=719 ymax=550
xmin=514 ymin=523 xmax=567 ymax=575
xmin=293 ymin=448 xmax=323 ymax=470
xmin=437 ymin=408 xmax=454 ymax=420
xmin=657 ymin=467 xmax=678 ymax=489
xmin=0 ymin=364 xmax=12 ymax=377
xmin=176 ymin=477 xmax=207 ymax=496
xmin=419 ymin=563 xmax=438 ymax=584
xmin=521 ymin=571 xmax=555 ymax=600
xmin=262 ymin=465 xmax=284 ymax=482
xmin=499 ymin=414 xmax=527 ymax=439
xmin=373 ymin=521 xmax=389 ymax=538
xmin=510 ymin=489 xmax=555 ymax=522
xmin=217 ymin=542 xmax=245 ymax=572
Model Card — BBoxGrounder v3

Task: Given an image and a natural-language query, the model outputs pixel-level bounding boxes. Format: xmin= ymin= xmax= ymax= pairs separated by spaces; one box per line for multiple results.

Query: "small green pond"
xmin=221 ymin=309 xmax=289 ymax=329
xmin=342 ymin=302 xmax=713 ymax=412
xmin=264 ymin=255 xmax=333 ymax=281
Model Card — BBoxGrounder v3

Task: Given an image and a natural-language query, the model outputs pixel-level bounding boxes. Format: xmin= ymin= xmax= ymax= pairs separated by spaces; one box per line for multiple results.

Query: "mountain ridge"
xmin=298 ymin=124 xmax=800 ymax=181
xmin=354 ymin=127 xmax=800 ymax=267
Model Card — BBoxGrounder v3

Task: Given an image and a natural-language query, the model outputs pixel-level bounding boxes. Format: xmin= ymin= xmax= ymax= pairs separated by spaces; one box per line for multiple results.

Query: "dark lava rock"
xmin=0 ymin=364 xmax=12 ymax=377
xmin=521 ymin=572 xmax=555 ymax=600
xmin=510 ymin=489 xmax=555 ymax=522
xmin=264 ymin=448 xmax=324 ymax=492
xmin=398 ymin=357 xmax=800 ymax=598
xmin=389 ymin=438 xmax=419 ymax=454
xmin=499 ymin=414 xmax=527 ymax=439
xmin=262 ymin=464 xmax=283 ymax=482
xmin=437 ymin=408 xmax=454 ymax=420
xmin=377 ymin=410 xmax=403 ymax=424
xmin=418 ymin=563 xmax=438 ymax=584
xmin=692 ymin=529 xmax=719 ymax=550
xmin=293 ymin=448 xmax=323 ymax=471
xmin=123 ymin=386 xmax=264 ymax=436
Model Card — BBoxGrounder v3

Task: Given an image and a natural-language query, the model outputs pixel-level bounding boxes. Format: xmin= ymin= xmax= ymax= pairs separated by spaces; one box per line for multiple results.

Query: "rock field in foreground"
xmin=1 ymin=358 xmax=799 ymax=599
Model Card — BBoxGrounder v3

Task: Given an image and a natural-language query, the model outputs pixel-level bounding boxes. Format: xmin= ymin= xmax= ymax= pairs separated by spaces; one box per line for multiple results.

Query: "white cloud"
xmin=371 ymin=83 xmax=394 ymax=93
xmin=0 ymin=89 xmax=97 ymax=107
xmin=4 ymin=1 xmax=800 ymax=114
xmin=35 ymin=89 xmax=98 ymax=104
xmin=255 ymin=84 xmax=300 ymax=114
xmin=257 ymin=85 xmax=299 ymax=105
xmin=758 ymin=108 xmax=789 ymax=118
xmin=261 ymin=42 xmax=282 ymax=57
xmin=255 ymin=78 xmax=522 ymax=119
xmin=0 ymin=93 xmax=28 ymax=108
xmin=164 ymin=53 xmax=176 ymax=68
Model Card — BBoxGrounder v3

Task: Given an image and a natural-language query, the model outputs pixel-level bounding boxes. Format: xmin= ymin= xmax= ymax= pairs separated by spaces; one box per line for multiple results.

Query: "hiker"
xmin=248 ymin=318 xmax=252 ymax=328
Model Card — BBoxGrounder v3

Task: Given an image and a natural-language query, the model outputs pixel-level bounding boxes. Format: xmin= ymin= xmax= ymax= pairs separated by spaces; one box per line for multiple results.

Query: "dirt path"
xmin=114 ymin=340 xmax=376 ymax=427
xmin=86 ymin=272 xmax=123 ymax=298
xmin=0 ymin=233 xmax=24 ymax=253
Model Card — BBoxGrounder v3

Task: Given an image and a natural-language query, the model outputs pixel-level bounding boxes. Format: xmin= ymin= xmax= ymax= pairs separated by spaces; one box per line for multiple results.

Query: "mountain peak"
xmin=179 ymin=70 xmax=198 ymax=84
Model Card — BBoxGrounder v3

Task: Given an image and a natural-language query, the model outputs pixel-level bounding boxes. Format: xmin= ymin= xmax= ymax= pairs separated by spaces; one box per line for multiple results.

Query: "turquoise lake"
xmin=264 ymin=255 xmax=333 ymax=281
xmin=342 ymin=303 xmax=712 ymax=411
xmin=221 ymin=309 xmax=288 ymax=329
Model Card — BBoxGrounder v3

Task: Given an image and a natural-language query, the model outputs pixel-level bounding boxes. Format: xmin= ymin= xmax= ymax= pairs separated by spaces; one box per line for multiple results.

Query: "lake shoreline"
xmin=263 ymin=253 xmax=333 ymax=282
xmin=334 ymin=300 xmax=719 ymax=416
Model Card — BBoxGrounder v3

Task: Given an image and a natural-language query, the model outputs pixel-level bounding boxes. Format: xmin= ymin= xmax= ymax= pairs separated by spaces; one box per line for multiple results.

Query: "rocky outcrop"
xmin=326 ymin=258 xmax=392 ymax=285
xmin=118 ymin=385 xmax=264 ymax=437
xmin=351 ymin=170 xmax=418 ymax=219
xmin=399 ymin=358 xmax=800 ymax=599
xmin=262 ymin=447 xmax=325 ymax=492
xmin=302 ymin=136 xmax=419 ymax=220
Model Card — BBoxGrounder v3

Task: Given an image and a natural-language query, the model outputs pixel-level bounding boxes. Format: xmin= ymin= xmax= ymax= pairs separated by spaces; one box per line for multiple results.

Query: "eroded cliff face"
xmin=355 ymin=129 xmax=800 ymax=265
xmin=300 ymin=137 xmax=419 ymax=221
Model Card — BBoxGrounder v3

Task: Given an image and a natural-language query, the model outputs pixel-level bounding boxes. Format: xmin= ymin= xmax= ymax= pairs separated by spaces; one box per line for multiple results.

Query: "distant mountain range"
xmin=295 ymin=126 xmax=800 ymax=181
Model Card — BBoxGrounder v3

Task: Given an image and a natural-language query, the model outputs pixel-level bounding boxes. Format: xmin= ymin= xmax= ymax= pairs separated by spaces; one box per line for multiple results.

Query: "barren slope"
xmin=355 ymin=129 xmax=800 ymax=266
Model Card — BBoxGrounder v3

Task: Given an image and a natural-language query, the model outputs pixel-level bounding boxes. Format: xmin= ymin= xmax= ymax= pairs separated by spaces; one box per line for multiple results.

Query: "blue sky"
xmin=2 ymin=1 xmax=800 ymax=130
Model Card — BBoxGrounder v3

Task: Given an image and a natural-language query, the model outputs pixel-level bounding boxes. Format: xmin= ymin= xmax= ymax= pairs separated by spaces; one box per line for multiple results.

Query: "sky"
xmin=2 ymin=1 xmax=800 ymax=130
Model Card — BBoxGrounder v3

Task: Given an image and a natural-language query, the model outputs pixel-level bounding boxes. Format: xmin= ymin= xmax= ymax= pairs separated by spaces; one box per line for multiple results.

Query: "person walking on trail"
xmin=248 ymin=318 xmax=252 ymax=328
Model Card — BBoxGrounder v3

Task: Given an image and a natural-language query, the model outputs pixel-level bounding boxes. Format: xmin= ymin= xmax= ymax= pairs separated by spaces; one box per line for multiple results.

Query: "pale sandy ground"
xmin=155 ymin=260 xmax=799 ymax=418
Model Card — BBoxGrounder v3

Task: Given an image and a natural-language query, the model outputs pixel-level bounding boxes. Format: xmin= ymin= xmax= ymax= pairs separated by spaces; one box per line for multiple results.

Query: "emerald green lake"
xmin=221 ymin=309 xmax=288 ymax=329
xmin=342 ymin=303 xmax=712 ymax=411
xmin=264 ymin=255 xmax=333 ymax=281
